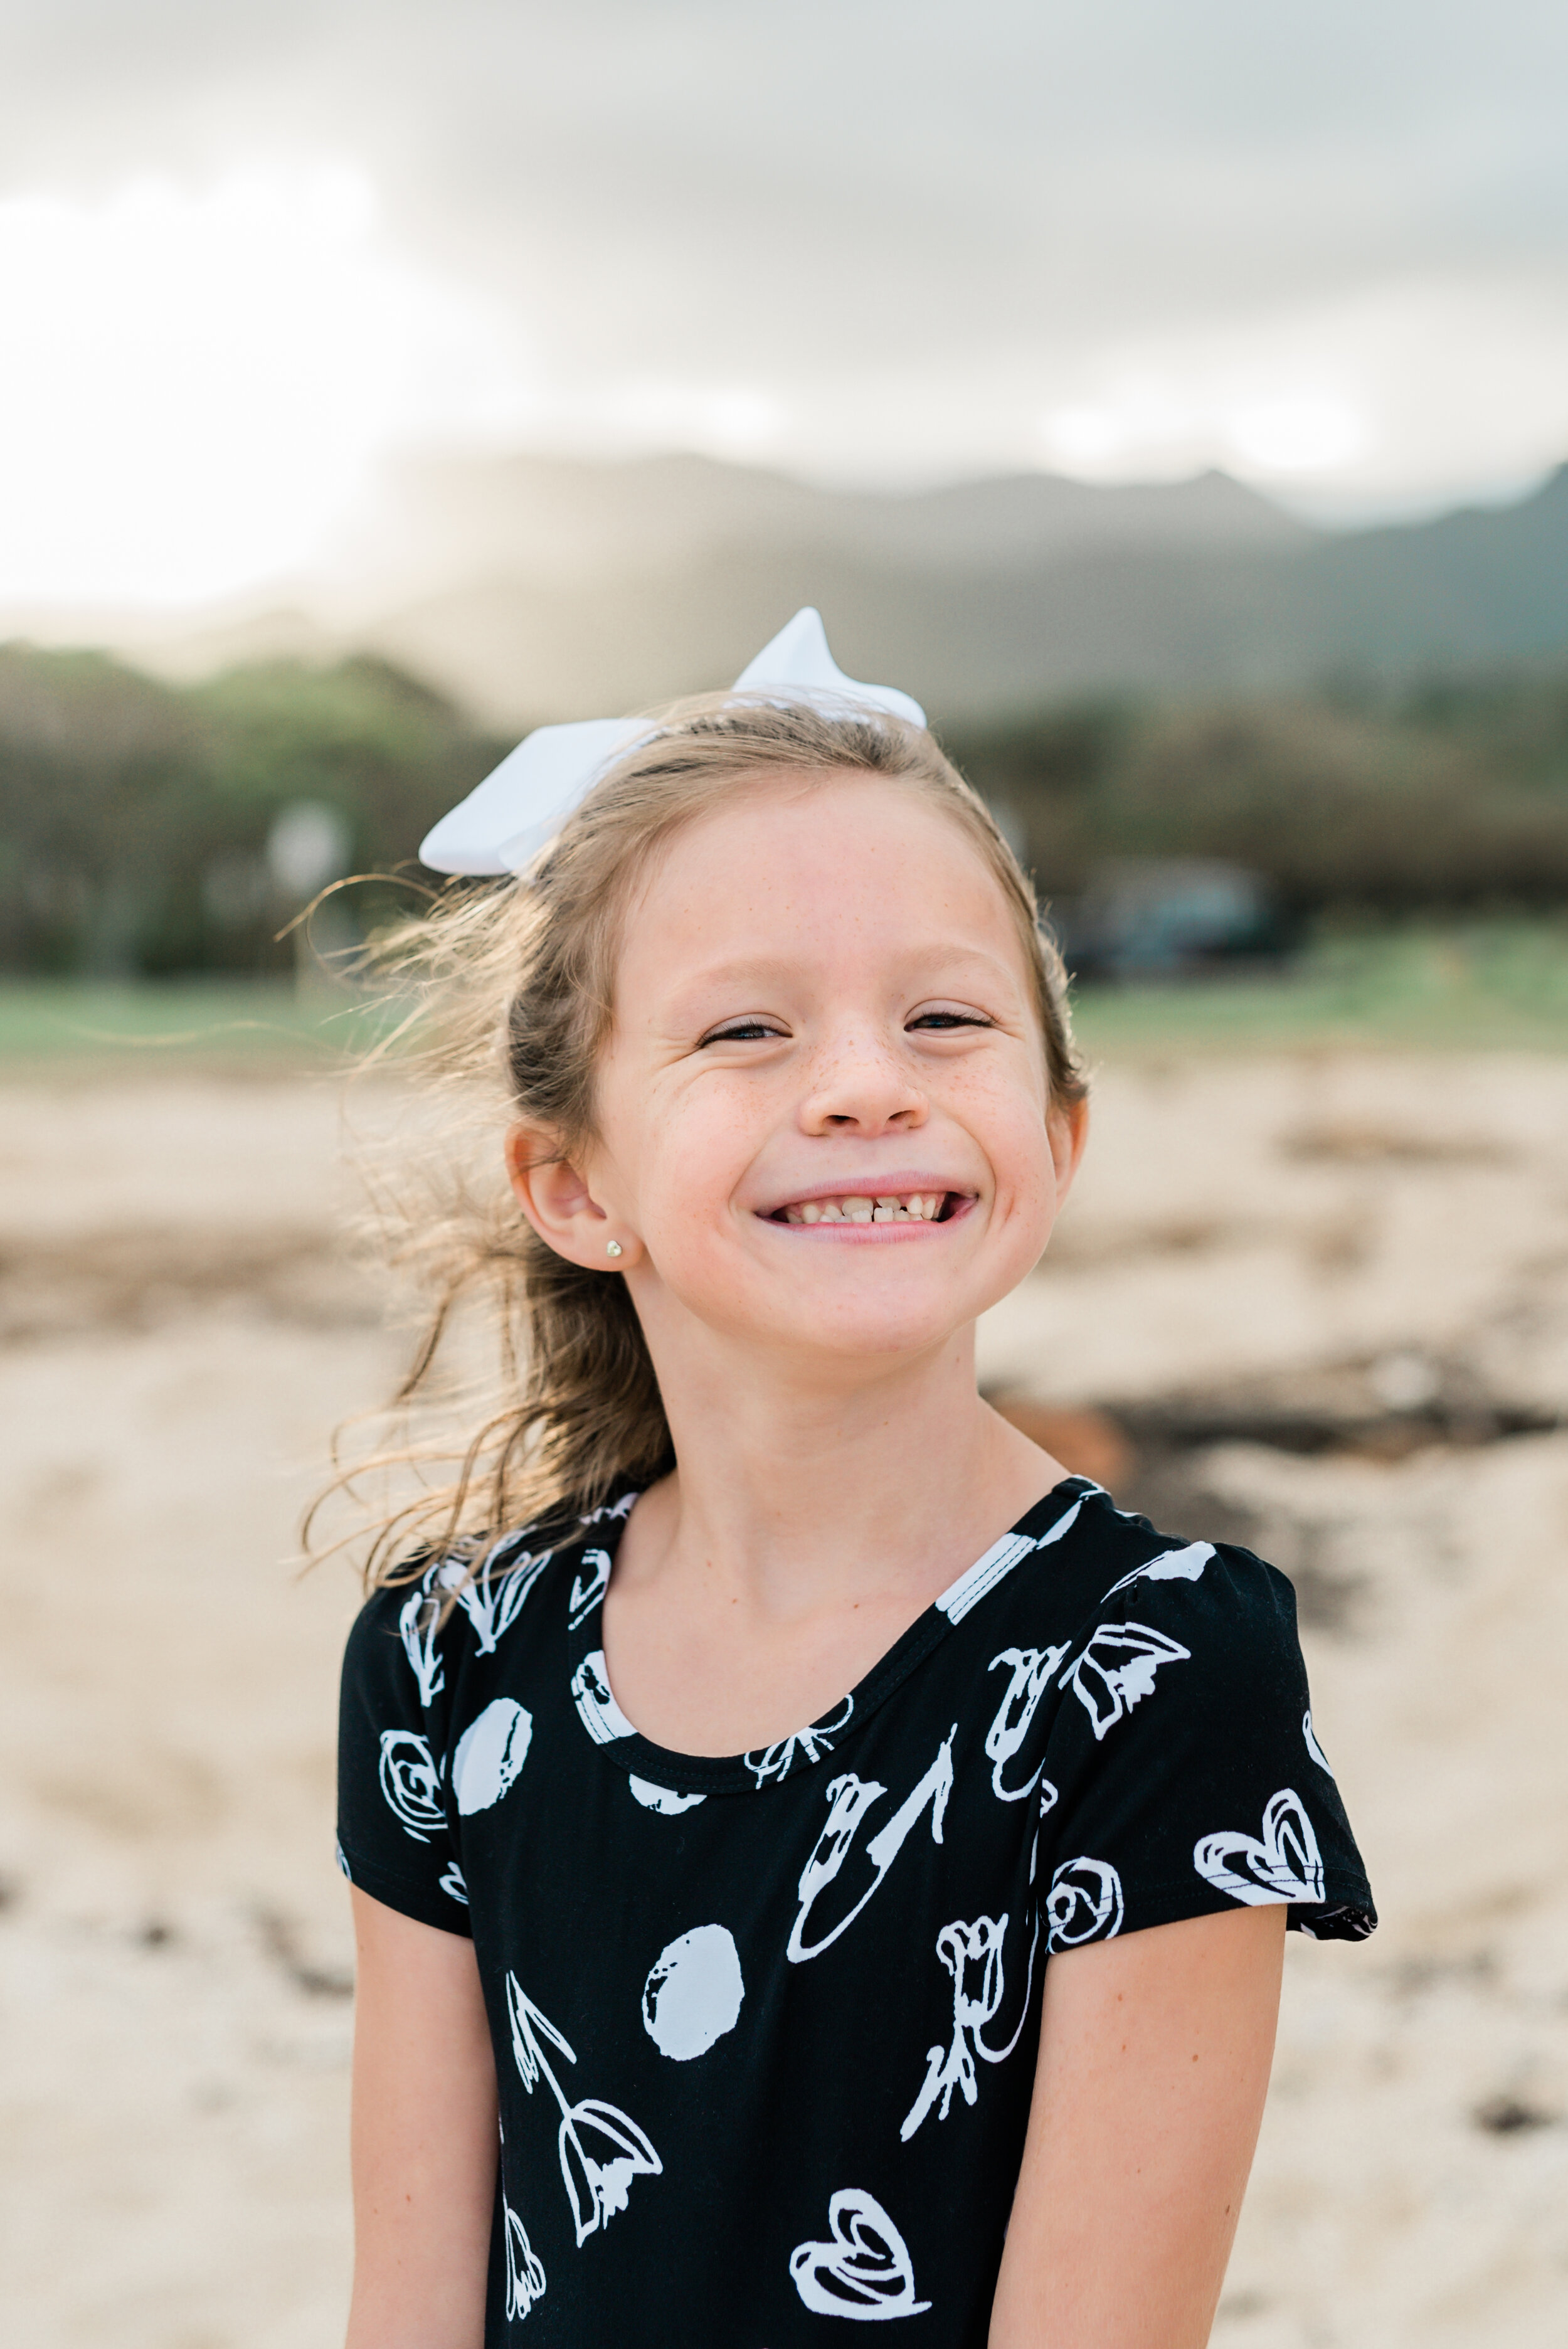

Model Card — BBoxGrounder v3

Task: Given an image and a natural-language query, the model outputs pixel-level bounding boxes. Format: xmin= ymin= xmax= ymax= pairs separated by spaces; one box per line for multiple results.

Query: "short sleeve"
xmin=1037 ymin=1541 xmax=1375 ymax=1951
xmin=336 ymin=1574 xmax=473 ymax=1937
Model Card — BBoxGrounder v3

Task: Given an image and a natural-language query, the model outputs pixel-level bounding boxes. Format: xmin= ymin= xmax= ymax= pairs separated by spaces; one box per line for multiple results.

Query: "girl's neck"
xmin=622 ymin=1328 xmax=1064 ymax=1627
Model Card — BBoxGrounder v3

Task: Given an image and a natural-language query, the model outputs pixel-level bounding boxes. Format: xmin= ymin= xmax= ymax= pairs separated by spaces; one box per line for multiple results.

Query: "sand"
xmin=2 ymin=1055 xmax=1565 ymax=2346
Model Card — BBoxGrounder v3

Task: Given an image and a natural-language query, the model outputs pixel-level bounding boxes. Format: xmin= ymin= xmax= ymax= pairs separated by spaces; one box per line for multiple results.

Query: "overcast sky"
xmin=4 ymin=1 xmax=1567 ymax=601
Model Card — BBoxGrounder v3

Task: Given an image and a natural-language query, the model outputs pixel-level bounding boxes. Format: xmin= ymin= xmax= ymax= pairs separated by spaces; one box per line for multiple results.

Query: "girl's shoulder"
xmin=968 ymin=1478 xmax=1298 ymax=1642
xmin=973 ymin=1481 xmax=1375 ymax=1946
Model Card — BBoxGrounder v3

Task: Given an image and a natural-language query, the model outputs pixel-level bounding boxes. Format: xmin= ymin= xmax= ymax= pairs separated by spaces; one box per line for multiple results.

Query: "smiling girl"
xmin=333 ymin=614 xmax=1374 ymax=2348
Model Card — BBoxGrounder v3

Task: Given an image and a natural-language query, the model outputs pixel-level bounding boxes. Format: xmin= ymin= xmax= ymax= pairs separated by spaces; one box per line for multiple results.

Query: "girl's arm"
xmin=346 ymin=1888 xmax=499 ymax=2349
xmin=988 ymin=1906 xmax=1286 ymax=2349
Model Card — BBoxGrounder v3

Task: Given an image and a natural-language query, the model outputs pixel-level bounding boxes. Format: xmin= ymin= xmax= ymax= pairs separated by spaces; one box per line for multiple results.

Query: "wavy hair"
xmin=310 ymin=692 xmax=1086 ymax=1591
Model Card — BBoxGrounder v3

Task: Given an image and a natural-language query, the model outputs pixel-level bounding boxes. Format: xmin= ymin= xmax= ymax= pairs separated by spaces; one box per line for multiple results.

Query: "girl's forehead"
xmin=628 ymin=770 xmax=1013 ymax=944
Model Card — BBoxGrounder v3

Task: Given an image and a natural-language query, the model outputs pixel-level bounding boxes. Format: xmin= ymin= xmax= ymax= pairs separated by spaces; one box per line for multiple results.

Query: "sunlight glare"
xmin=1041 ymin=377 xmax=1371 ymax=486
xmin=1224 ymin=393 xmax=1368 ymax=473
xmin=591 ymin=380 xmax=787 ymax=459
xmin=0 ymin=164 xmax=531 ymax=607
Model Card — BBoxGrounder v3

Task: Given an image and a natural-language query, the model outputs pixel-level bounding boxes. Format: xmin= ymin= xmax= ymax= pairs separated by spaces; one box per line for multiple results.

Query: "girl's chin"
xmin=660 ymin=1280 xmax=972 ymax=1359
xmin=647 ymin=1231 xmax=1044 ymax=1350
xmin=734 ymin=1295 xmax=986 ymax=1361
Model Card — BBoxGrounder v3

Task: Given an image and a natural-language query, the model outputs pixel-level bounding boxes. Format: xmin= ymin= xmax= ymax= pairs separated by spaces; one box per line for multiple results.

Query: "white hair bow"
xmin=418 ymin=607 xmax=925 ymax=876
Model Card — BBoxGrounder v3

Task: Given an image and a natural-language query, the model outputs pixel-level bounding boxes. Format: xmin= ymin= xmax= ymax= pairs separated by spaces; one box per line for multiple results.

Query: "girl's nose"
xmin=798 ymin=1031 xmax=928 ymax=1136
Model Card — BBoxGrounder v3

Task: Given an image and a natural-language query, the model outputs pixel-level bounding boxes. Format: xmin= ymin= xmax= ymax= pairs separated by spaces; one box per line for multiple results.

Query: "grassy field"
xmin=3 ymin=921 xmax=1567 ymax=1070
xmin=1071 ymin=920 xmax=1568 ymax=1056
xmin=0 ymin=976 xmax=409 ymax=1069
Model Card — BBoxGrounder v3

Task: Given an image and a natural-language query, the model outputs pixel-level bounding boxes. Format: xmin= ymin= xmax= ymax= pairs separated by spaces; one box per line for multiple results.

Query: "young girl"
xmin=334 ymin=612 xmax=1374 ymax=2348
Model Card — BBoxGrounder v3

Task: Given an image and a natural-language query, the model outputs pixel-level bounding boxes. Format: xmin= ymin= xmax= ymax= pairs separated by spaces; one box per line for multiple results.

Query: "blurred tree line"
xmin=942 ymin=666 xmax=1568 ymax=921
xmin=0 ymin=645 xmax=506 ymax=977
xmin=3 ymin=640 xmax=1567 ymax=977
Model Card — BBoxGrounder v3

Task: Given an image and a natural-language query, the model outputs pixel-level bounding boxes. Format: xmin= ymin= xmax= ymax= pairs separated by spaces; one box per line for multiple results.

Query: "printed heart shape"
xmin=1193 ymin=1786 xmax=1325 ymax=1906
xmin=790 ymin=2187 xmax=931 ymax=2321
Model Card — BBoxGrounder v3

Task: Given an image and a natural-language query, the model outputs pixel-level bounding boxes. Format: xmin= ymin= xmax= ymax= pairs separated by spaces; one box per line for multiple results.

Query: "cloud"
xmin=0 ymin=0 xmax=1564 ymax=580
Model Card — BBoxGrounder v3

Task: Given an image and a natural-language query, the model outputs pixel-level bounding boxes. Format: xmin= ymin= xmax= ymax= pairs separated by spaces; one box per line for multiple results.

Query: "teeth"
xmin=778 ymin=1190 xmax=950 ymax=1224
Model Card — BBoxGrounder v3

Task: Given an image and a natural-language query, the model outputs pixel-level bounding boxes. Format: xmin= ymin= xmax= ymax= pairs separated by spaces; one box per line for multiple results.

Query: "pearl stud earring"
xmin=605 ymin=1240 xmax=623 ymax=1259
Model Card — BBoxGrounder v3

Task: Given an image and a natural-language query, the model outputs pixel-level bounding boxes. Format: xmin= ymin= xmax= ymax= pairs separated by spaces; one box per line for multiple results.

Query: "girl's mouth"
xmin=766 ymin=1190 xmax=967 ymax=1226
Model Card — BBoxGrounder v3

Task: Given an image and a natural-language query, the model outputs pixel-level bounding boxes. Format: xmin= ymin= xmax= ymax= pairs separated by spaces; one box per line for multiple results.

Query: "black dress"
xmin=337 ymin=1478 xmax=1374 ymax=2345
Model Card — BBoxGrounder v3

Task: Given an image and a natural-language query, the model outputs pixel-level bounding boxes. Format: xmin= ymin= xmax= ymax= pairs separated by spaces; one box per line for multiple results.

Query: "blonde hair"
xmin=319 ymin=693 xmax=1086 ymax=1591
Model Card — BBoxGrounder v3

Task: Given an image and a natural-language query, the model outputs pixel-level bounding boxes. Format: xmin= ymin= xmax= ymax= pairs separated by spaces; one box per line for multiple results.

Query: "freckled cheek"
xmin=995 ymin=1167 xmax=1057 ymax=1248
xmin=947 ymin=1068 xmax=1054 ymax=1204
xmin=992 ymin=1144 xmax=1063 ymax=1256
xmin=633 ymin=1095 xmax=768 ymax=1244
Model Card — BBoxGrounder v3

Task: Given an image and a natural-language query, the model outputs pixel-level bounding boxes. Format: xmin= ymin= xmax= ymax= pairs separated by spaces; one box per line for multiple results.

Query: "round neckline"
xmin=564 ymin=1477 xmax=1099 ymax=1796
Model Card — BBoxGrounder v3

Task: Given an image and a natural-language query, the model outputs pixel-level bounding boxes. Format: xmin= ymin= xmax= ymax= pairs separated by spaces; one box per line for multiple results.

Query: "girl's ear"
xmin=504 ymin=1123 xmax=644 ymax=1270
xmin=1047 ymin=1096 xmax=1089 ymax=1204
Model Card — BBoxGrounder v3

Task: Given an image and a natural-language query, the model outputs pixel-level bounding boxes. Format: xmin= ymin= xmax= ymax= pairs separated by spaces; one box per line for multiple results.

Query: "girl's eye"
xmin=699 ymin=1020 xmax=784 ymax=1046
xmin=908 ymin=1009 xmax=993 ymax=1031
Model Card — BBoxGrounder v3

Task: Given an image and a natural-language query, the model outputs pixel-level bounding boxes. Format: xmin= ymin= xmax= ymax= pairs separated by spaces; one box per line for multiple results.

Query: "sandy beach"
xmin=2 ymin=1053 xmax=1565 ymax=2347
